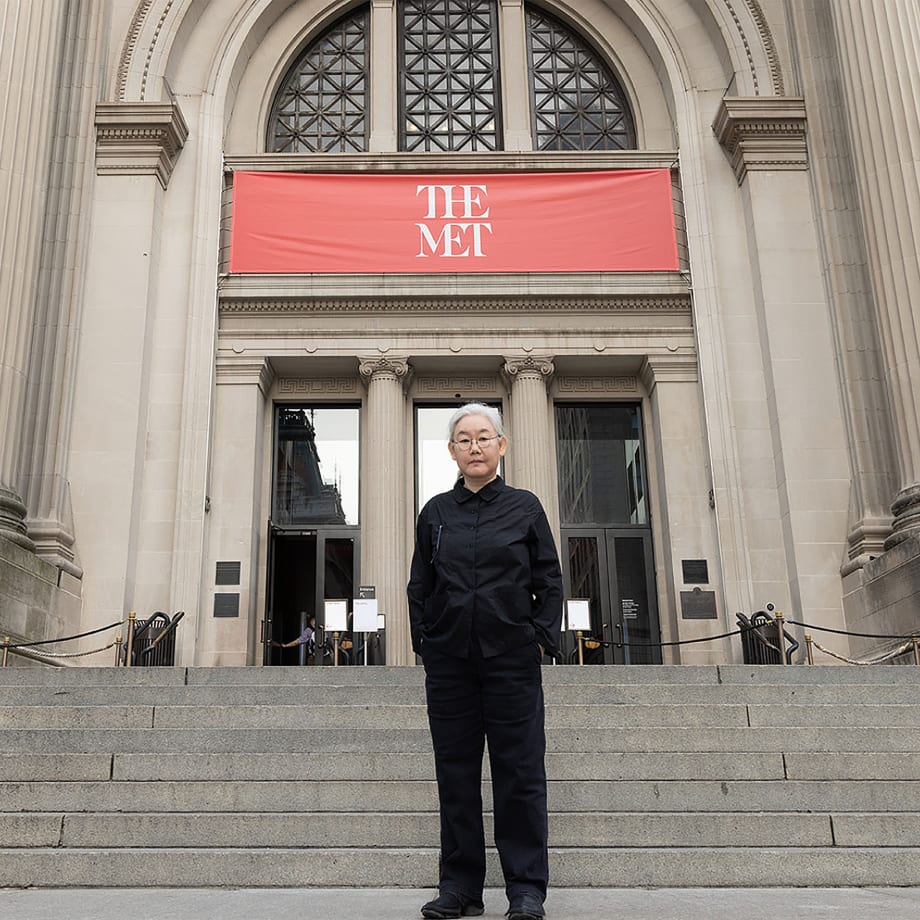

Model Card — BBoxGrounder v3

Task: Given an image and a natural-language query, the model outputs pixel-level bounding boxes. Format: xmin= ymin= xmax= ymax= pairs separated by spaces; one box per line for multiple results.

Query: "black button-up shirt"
xmin=407 ymin=477 xmax=563 ymax=659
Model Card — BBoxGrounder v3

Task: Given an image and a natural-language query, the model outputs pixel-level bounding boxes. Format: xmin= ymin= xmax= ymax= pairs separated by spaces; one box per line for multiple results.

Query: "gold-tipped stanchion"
xmin=912 ymin=636 xmax=920 ymax=666
xmin=113 ymin=635 xmax=123 ymax=667
xmin=805 ymin=634 xmax=814 ymax=665
xmin=1 ymin=637 xmax=10 ymax=668
xmin=333 ymin=631 xmax=340 ymax=667
xmin=125 ymin=611 xmax=137 ymax=668
xmin=576 ymin=630 xmax=584 ymax=666
xmin=774 ymin=611 xmax=786 ymax=664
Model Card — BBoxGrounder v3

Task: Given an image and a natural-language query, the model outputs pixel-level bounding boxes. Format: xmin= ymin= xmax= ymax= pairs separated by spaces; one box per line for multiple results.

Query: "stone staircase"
xmin=1 ymin=664 xmax=919 ymax=888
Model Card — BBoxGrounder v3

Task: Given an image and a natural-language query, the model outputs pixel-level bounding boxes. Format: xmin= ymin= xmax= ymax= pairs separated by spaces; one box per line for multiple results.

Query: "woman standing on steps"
xmin=407 ymin=403 xmax=563 ymax=920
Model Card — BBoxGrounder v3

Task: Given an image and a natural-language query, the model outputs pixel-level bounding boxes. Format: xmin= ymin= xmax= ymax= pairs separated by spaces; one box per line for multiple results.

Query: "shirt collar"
xmin=453 ymin=475 xmax=505 ymax=503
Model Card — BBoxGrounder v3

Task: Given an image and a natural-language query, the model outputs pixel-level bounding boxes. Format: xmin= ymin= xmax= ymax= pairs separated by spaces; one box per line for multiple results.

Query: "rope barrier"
xmin=16 ymin=642 xmax=118 ymax=660
xmin=810 ymin=638 xmax=914 ymax=666
xmin=617 ymin=628 xmax=744 ymax=649
xmin=787 ymin=619 xmax=918 ymax=641
xmin=3 ymin=620 xmax=124 ymax=649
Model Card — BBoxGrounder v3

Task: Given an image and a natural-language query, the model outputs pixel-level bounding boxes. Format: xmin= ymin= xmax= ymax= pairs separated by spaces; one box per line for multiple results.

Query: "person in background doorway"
xmin=407 ymin=403 xmax=563 ymax=920
xmin=272 ymin=612 xmax=316 ymax=661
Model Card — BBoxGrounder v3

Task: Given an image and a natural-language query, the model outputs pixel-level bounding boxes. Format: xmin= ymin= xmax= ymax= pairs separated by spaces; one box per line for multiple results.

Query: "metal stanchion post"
xmin=333 ymin=631 xmax=340 ymax=667
xmin=912 ymin=636 xmax=920 ymax=666
xmin=125 ymin=611 xmax=137 ymax=668
xmin=113 ymin=635 xmax=123 ymax=667
xmin=576 ymin=630 xmax=584 ymax=666
xmin=1 ymin=637 xmax=10 ymax=668
xmin=774 ymin=612 xmax=786 ymax=664
xmin=805 ymin=634 xmax=814 ymax=665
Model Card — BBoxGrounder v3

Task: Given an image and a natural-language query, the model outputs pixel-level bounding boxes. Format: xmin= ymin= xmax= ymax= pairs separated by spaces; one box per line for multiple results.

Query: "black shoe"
xmin=421 ymin=891 xmax=485 ymax=919
xmin=506 ymin=892 xmax=545 ymax=920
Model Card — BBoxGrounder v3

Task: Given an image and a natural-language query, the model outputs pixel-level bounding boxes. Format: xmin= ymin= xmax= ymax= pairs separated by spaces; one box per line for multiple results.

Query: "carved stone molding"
xmin=218 ymin=294 xmax=692 ymax=315
xmin=415 ymin=376 xmax=500 ymax=394
xmin=639 ymin=355 xmax=700 ymax=392
xmin=713 ymin=97 xmax=807 ymax=183
xmin=95 ymin=101 xmax=189 ymax=188
xmin=502 ymin=355 xmax=555 ymax=388
xmin=276 ymin=378 xmax=359 ymax=396
xmin=886 ymin=483 xmax=920 ymax=548
xmin=215 ymin=357 xmax=275 ymax=394
xmin=0 ymin=487 xmax=34 ymax=551
xmin=722 ymin=0 xmax=784 ymax=95
xmin=358 ymin=355 xmax=413 ymax=392
xmin=555 ymin=376 xmax=639 ymax=394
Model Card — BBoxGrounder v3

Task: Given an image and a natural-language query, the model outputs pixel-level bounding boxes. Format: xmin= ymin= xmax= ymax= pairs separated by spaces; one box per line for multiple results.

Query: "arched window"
xmin=266 ymin=6 xmax=369 ymax=153
xmin=526 ymin=7 xmax=636 ymax=151
xmin=266 ymin=1 xmax=636 ymax=153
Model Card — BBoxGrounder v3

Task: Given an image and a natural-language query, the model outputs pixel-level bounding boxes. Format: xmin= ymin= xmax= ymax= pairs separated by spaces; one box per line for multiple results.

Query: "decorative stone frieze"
xmin=555 ymin=376 xmax=639 ymax=394
xmin=713 ymin=97 xmax=808 ymax=183
xmin=415 ymin=376 xmax=499 ymax=394
xmin=276 ymin=378 xmax=359 ymax=396
xmin=95 ymin=101 xmax=189 ymax=188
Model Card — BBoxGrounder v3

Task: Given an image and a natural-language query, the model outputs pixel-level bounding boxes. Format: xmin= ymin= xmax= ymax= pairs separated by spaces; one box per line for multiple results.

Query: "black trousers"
xmin=422 ymin=639 xmax=548 ymax=902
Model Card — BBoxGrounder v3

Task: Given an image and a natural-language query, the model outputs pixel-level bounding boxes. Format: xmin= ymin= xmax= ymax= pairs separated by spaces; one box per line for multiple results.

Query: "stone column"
xmin=827 ymin=2 xmax=920 ymax=545
xmin=0 ymin=0 xmax=69 ymax=547
xmin=359 ymin=355 xmax=412 ymax=664
xmin=502 ymin=355 xmax=558 ymax=533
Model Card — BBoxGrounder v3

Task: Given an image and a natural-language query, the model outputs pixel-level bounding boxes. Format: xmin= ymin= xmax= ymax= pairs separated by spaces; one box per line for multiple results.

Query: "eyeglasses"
xmin=452 ymin=436 xmax=501 ymax=451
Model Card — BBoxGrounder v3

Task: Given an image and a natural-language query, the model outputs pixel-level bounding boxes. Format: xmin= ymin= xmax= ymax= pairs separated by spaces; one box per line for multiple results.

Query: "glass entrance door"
xmin=561 ymin=529 xmax=660 ymax=664
xmin=555 ymin=403 xmax=660 ymax=664
xmin=263 ymin=529 xmax=359 ymax=665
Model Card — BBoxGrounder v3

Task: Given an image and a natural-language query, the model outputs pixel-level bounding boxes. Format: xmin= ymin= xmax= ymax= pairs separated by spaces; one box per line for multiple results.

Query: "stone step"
xmin=0 ymin=811 xmax=852 ymax=848
xmin=3 ymin=725 xmax=918 ymax=753
xmin=3 ymin=701 xmax=919 ymax=730
xmin=3 ymin=682 xmax=918 ymax=706
xmin=1 ymin=750 xmax=916 ymax=784
xmin=1 ymin=846 xmax=918 ymax=887
xmin=2 ymin=664 xmax=919 ymax=689
xmin=2 ymin=779 xmax=916 ymax=813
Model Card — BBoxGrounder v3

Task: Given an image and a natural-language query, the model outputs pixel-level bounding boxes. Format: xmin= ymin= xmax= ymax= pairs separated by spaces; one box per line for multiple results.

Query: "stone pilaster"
xmin=197 ymin=357 xmax=275 ymax=667
xmin=498 ymin=0 xmax=533 ymax=151
xmin=716 ymin=95 xmax=851 ymax=633
xmin=369 ymin=0 xmax=397 ymax=151
xmin=359 ymin=355 xmax=413 ymax=664
xmin=502 ymin=355 xmax=558 ymax=531
xmin=0 ymin=0 xmax=70 ymax=549
xmin=827 ymin=1 xmax=920 ymax=545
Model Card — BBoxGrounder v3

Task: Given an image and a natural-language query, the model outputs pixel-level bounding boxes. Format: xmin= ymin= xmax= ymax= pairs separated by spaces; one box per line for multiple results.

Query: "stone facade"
xmin=1 ymin=1 xmax=917 ymax=666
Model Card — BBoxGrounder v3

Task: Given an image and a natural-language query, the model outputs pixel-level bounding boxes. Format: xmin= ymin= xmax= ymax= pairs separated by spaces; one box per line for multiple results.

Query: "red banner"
xmin=229 ymin=169 xmax=678 ymax=274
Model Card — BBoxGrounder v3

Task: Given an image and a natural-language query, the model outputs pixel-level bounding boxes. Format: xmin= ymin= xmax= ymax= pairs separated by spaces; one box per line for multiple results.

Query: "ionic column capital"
xmin=713 ymin=97 xmax=808 ymax=184
xmin=358 ymin=355 xmax=413 ymax=391
xmin=502 ymin=355 xmax=555 ymax=388
xmin=95 ymin=101 xmax=189 ymax=189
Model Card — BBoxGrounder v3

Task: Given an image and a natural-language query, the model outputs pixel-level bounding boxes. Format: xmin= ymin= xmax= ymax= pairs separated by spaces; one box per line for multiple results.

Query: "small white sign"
xmin=566 ymin=598 xmax=591 ymax=631
xmin=324 ymin=599 xmax=349 ymax=632
xmin=353 ymin=597 xmax=379 ymax=632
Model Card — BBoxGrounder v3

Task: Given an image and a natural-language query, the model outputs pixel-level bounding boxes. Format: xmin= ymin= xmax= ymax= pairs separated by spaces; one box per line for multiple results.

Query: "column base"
xmin=884 ymin=483 xmax=920 ymax=550
xmin=0 ymin=486 xmax=35 ymax=551
xmin=841 ymin=516 xmax=893 ymax=575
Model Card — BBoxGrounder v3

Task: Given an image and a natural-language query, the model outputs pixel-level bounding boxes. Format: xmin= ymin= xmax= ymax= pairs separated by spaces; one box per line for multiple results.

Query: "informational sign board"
xmin=324 ymin=599 xmax=348 ymax=632
xmin=566 ymin=599 xmax=592 ymax=632
xmin=353 ymin=597 xmax=379 ymax=633
xmin=230 ymin=169 xmax=679 ymax=274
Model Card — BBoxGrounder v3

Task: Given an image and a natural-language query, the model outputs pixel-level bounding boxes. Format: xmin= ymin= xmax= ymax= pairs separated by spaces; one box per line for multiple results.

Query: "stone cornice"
xmin=95 ymin=101 xmax=189 ymax=188
xmin=713 ymin=97 xmax=807 ymax=183
xmin=215 ymin=356 xmax=275 ymax=393
xmin=223 ymin=150 xmax=679 ymax=174
xmin=639 ymin=354 xmax=700 ymax=391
